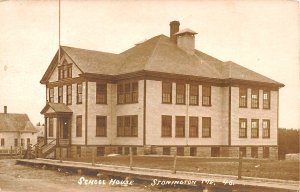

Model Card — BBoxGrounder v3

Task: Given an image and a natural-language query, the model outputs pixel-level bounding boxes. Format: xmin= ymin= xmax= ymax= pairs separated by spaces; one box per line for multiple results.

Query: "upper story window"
xmin=202 ymin=117 xmax=211 ymax=137
xmin=1 ymin=138 xmax=4 ymax=146
xmin=162 ymin=82 xmax=172 ymax=104
xmin=262 ymin=119 xmax=270 ymax=138
xmin=251 ymin=89 xmax=259 ymax=108
xmin=251 ymin=119 xmax=259 ymax=138
xmin=96 ymin=116 xmax=107 ymax=137
xmin=58 ymin=61 xmax=72 ymax=80
xmin=239 ymin=87 xmax=247 ymax=108
xmin=175 ymin=116 xmax=185 ymax=137
xmin=96 ymin=83 xmax=107 ymax=104
xmin=117 ymin=82 xmax=138 ymax=104
xmin=77 ymin=83 xmax=82 ymax=104
xmin=239 ymin=118 xmax=247 ymax=138
xmin=117 ymin=115 xmax=138 ymax=137
xmin=67 ymin=85 xmax=72 ymax=105
xmin=14 ymin=138 xmax=18 ymax=147
xmin=58 ymin=87 xmax=63 ymax=103
xmin=161 ymin=115 xmax=172 ymax=137
xmin=189 ymin=84 xmax=199 ymax=105
xmin=189 ymin=116 xmax=198 ymax=137
xmin=176 ymin=83 xmax=185 ymax=104
xmin=132 ymin=82 xmax=138 ymax=103
xmin=263 ymin=90 xmax=270 ymax=109
xmin=117 ymin=84 xmax=124 ymax=104
xmin=49 ymin=88 xmax=54 ymax=103
xmin=202 ymin=86 xmax=211 ymax=106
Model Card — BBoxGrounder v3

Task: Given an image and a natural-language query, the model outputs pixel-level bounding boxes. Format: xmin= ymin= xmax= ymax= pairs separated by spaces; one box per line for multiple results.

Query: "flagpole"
xmin=58 ymin=0 xmax=61 ymax=65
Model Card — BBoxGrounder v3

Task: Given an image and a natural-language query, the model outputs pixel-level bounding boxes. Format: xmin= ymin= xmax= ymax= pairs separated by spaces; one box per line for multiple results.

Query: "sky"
xmin=0 ymin=0 xmax=299 ymax=128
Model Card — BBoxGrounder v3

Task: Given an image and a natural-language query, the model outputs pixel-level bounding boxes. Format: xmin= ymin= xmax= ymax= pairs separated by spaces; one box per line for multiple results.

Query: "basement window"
xmin=96 ymin=147 xmax=105 ymax=156
xmin=163 ymin=147 xmax=170 ymax=155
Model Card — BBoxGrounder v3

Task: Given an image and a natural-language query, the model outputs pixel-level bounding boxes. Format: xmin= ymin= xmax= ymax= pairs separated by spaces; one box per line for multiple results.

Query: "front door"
xmin=60 ymin=118 xmax=70 ymax=139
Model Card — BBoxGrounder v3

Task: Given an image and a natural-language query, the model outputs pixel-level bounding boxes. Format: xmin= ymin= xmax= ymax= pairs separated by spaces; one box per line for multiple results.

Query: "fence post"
xmin=92 ymin=148 xmax=95 ymax=166
xmin=173 ymin=153 xmax=177 ymax=174
xmin=129 ymin=147 xmax=133 ymax=170
xmin=238 ymin=151 xmax=243 ymax=180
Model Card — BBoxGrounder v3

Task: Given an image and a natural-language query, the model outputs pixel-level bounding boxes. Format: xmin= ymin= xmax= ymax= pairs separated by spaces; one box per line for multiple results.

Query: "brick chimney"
xmin=170 ymin=21 xmax=180 ymax=44
xmin=4 ymin=106 xmax=7 ymax=114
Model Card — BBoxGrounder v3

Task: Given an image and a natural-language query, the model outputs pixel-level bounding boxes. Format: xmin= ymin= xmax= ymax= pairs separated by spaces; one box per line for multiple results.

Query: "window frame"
xmin=117 ymin=84 xmax=124 ymax=104
xmin=263 ymin=90 xmax=271 ymax=109
xmin=58 ymin=86 xmax=63 ymax=103
xmin=76 ymin=115 xmax=82 ymax=137
xmin=251 ymin=89 xmax=259 ymax=108
xmin=262 ymin=119 xmax=270 ymax=138
xmin=67 ymin=85 xmax=72 ymax=105
xmin=96 ymin=147 xmax=105 ymax=156
xmin=96 ymin=83 xmax=107 ymax=104
xmin=239 ymin=147 xmax=247 ymax=157
xmin=67 ymin=65 xmax=72 ymax=78
xmin=77 ymin=83 xmax=83 ymax=104
xmin=202 ymin=86 xmax=211 ymax=106
xmin=251 ymin=147 xmax=258 ymax=158
xmin=189 ymin=84 xmax=199 ymax=105
xmin=49 ymin=88 xmax=54 ymax=103
xmin=161 ymin=115 xmax=172 ymax=137
xmin=176 ymin=83 xmax=186 ymax=104
xmin=132 ymin=82 xmax=139 ymax=103
xmin=162 ymin=82 xmax=172 ymax=104
xmin=251 ymin=119 xmax=259 ymax=138
xmin=124 ymin=83 xmax=132 ymax=103
xmin=202 ymin=117 xmax=211 ymax=138
xmin=117 ymin=82 xmax=139 ymax=104
xmin=175 ymin=116 xmax=185 ymax=137
xmin=189 ymin=116 xmax=198 ymax=137
xmin=117 ymin=115 xmax=138 ymax=137
xmin=239 ymin=87 xmax=247 ymax=108
xmin=239 ymin=118 xmax=247 ymax=138
xmin=96 ymin=116 xmax=107 ymax=137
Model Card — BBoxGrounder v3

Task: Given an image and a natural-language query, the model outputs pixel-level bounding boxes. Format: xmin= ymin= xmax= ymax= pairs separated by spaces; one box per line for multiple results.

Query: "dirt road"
xmin=0 ymin=159 xmax=198 ymax=192
xmin=0 ymin=159 xmax=149 ymax=192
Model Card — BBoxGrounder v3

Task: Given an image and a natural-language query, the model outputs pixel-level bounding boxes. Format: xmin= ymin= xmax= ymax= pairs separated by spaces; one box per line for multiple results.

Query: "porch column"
xmin=69 ymin=117 xmax=72 ymax=146
xmin=44 ymin=117 xmax=48 ymax=144
xmin=56 ymin=118 xmax=59 ymax=146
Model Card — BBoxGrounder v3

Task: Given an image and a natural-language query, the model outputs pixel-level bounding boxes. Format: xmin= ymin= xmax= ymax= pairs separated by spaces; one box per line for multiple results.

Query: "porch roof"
xmin=40 ymin=103 xmax=73 ymax=115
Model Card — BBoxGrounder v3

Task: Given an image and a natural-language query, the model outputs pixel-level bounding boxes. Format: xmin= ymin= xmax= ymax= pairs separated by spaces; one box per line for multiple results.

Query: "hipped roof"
xmin=40 ymin=34 xmax=284 ymax=87
xmin=0 ymin=113 xmax=37 ymax=133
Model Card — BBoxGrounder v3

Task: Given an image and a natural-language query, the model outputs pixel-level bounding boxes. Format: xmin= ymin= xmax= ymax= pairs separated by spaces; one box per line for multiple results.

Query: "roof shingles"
xmin=0 ymin=113 xmax=37 ymax=133
xmin=41 ymin=34 xmax=283 ymax=87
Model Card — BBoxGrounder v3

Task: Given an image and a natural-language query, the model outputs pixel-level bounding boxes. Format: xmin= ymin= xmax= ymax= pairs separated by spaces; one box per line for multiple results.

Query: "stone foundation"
xmin=57 ymin=145 xmax=278 ymax=160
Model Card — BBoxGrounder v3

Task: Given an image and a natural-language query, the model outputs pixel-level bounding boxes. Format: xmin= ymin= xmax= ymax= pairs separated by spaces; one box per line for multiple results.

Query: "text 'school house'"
xmin=40 ymin=21 xmax=284 ymax=159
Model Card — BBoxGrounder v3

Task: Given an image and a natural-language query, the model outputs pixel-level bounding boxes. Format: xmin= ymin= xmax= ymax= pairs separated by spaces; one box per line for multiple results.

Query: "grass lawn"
xmin=67 ymin=156 xmax=299 ymax=181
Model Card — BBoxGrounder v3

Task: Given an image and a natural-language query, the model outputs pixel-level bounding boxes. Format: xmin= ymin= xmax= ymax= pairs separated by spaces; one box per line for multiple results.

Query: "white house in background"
xmin=40 ymin=21 xmax=284 ymax=160
xmin=0 ymin=106 xmax=38 ymax=152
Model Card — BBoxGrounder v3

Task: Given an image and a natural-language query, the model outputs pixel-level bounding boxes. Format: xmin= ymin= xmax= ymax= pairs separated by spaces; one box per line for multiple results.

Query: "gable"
xmin=46 ymin=50 xmax=83 ymax=83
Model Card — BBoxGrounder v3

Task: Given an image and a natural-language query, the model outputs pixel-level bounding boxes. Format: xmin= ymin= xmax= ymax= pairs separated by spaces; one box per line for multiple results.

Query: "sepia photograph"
xmin=0 ymin=0 xmax=299 ymax=191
